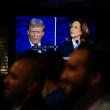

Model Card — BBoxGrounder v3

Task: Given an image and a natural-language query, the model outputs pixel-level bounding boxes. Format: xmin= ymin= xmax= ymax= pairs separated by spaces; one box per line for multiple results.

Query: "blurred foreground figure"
xmin=2 ymin=50 xmax=50 ymax=110
xmin=61 ymin=44 xmax=110 ymax=110
xmin=42 ymin=51 xmax=68 ymax=110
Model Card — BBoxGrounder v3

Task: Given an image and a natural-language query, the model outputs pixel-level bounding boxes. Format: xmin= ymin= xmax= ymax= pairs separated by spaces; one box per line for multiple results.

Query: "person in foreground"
xmin=61 ymin=44 xmax=110 ymax=110
xmin=42 ymin=51 xmax=67 ymax=110
xmin=3 ymin=50 xmax=50 ymax=110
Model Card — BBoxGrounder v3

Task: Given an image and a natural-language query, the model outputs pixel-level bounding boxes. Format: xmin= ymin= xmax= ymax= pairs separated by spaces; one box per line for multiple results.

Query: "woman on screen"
xmin=62 ymin=19 xmax=89 ymax=58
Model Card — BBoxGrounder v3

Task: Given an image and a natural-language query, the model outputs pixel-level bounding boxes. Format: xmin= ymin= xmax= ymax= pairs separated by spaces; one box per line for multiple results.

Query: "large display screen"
xmin=16 ymin=16 xmax=95 ymax=58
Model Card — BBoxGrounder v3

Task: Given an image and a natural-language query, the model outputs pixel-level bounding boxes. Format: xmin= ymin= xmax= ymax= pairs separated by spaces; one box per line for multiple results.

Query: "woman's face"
xmin=70 ymin=21 xmax=82 ymax=39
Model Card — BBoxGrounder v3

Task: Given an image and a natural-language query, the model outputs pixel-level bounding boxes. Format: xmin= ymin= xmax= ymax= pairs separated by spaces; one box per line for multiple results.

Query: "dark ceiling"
xmin=39 ymin=0 xmax=110 ymax=10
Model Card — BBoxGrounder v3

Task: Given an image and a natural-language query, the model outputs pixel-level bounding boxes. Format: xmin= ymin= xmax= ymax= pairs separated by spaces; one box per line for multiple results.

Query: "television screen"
xmin=16 ymin=16 xmax=95 ymax=58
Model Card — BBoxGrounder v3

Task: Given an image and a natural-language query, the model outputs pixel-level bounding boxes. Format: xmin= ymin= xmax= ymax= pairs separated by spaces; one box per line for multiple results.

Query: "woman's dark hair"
xmin=70 ymin=19 xmax=89 ymax=43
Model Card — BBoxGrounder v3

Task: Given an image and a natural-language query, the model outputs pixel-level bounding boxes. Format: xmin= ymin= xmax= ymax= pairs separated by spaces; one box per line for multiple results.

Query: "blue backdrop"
xmin=16 ymin=16 xmax=55 ymax=46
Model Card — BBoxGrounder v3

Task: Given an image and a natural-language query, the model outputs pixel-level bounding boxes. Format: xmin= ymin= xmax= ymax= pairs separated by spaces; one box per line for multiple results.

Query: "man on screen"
xmin=27 ymin=18 xmax=45 ymax=49
xmin=16 ymin=18 xmax=46 ymax=57
xmin=2 ymin=50 xmax=50 ymax=110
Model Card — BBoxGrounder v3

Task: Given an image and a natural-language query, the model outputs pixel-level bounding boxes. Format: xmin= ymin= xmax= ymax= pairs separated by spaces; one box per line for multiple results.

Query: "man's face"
xmin=28 ymin=26 xmax=44 ymax=44
xmin=61 ymin=49 xmax=90 ymax=95
xmin=70 ymin=21 xmax=82 ymax=39
xmin=3 ymin=59 xmax=34 ymax=101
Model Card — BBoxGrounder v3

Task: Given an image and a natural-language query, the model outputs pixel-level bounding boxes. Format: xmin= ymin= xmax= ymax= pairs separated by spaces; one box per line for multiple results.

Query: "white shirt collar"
xmin=29 ymin=38 xmax=41 ymax=47
xmin=72 ymin=39 xmax=80 ymax=49
xmin=29 ymin=38 xmax=42 ymax=53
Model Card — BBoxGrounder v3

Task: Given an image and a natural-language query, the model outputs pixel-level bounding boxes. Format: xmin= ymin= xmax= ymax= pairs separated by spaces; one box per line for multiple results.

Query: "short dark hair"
xmin=77 ymin=43 xmax=110 ymax=92
xmin=70 ymin=19 xmax=89 ymax=42
xmin=77 ymin=44 xmax=104 ymax=74
xmin=16 ymin=50 xmax=47 ymax=92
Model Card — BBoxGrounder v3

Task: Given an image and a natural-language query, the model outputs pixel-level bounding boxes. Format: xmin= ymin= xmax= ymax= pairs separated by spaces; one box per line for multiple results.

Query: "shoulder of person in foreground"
xmin=89 ymin=95 xmax=110 ymax=110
